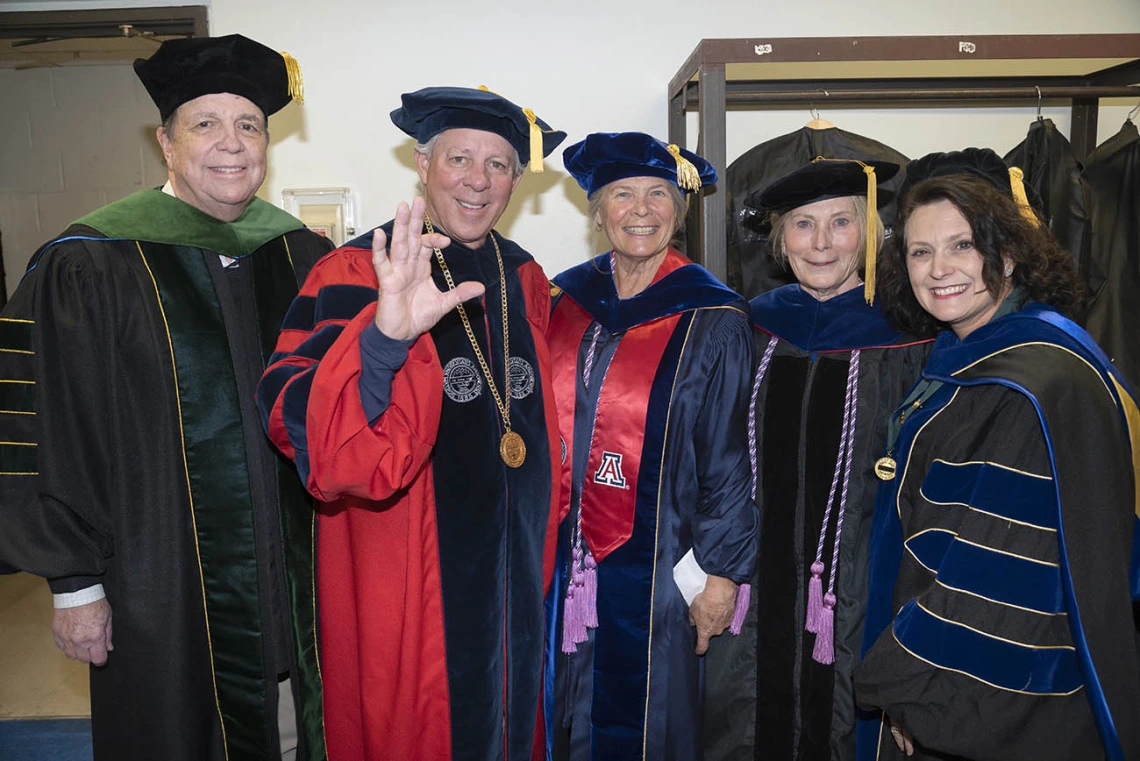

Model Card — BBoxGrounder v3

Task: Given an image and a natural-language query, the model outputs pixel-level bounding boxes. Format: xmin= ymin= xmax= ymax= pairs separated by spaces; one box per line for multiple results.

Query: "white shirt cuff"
xmin=53 ymin=584 xmax=106 ymax=609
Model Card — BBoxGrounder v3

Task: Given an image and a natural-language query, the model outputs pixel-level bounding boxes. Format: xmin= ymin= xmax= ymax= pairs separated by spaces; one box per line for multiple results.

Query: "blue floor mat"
xmin=0 ymin=719 xmax=92 ymax=761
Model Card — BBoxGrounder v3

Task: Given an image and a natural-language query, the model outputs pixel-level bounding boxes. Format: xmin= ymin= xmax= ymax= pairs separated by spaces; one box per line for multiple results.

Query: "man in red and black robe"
xmin=258 ymin=86 xmax=565 ymax=761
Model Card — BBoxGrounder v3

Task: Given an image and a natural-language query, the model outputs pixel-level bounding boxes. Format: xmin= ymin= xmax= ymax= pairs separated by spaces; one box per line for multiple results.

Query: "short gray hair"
xmin=768 ymin=195 xmax=883 ymax=267
xmin=587 ymin=180 xmax=688 ymax=243
xmin=414 ymin=132 xmax=524 ymax=178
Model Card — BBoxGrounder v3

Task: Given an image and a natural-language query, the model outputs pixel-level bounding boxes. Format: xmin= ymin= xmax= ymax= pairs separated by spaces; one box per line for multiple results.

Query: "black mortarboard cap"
xmin=746 ymin=157 xmax=899 ymax=215
xmin=390 ymin=86 xmax=566 ymax=172
xmin=562 ymin=132 xmax=717 ymax=196
xmin=746 ymin=157 xmax=900 ymax=306
xmin=134 ymin=34 xmax=302 ymax=122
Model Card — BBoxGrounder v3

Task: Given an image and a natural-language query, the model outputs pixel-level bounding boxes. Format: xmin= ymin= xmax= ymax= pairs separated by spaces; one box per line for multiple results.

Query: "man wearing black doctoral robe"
xmin=0 ymin=35 xmax=332 ymax=761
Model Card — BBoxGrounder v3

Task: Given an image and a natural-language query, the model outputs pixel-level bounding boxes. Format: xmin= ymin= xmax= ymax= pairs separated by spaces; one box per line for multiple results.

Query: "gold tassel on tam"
xmin=863 ymin=164 xmax=878 ymax=305
xmin=1008 ymin=167 xmax=1040 ymax=226
xmin=523 ymin=108 xmax=544 ymax=173
xmin=667 ymin=144 xmax=702 ymax=192
xmin=280 ymin=52 xmax=304 ymax=104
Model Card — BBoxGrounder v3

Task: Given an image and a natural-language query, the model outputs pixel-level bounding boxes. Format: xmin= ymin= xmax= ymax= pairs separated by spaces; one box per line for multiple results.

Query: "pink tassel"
xmin=729 ymin=583 xmax=751 ymax=635
xmin=569 ymin=582 xmax=589 ymax=645
xmin=561 ymin=547 xmax=589 ymax=653
xmin=805 ymin=561 xmax=825 ymax=633
xmin=811 ymin=592 xmax=836 ymax=665
xmin=583 ymin=551 xmax=598 ymax=629
xmin=561 ymin=583 xmax=580 ymax=654
xmin=569 ymin=560 xmax=589 ymax=645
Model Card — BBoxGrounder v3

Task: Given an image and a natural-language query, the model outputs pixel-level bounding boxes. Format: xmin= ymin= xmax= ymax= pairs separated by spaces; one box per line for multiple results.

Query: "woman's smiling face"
xmin=781 ymin=195 xmax=864 ymax=302
xmin=905 ymin=198 xmax=1011 ymax=339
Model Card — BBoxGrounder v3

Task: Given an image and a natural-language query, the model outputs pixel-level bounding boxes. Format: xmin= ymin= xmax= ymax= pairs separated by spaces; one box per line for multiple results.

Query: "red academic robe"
xmin=259 ymin=224 xmax=561 ymax=761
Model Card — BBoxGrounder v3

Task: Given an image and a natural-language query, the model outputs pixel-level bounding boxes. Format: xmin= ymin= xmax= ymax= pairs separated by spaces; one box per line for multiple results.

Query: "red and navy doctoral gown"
xmin=702 ymin=284 xmax=930 ymax=761
xmin=544 ymin=249 xmax=759 ymax=761
xmin=856 ymin=303 xmax=1140 ymax=761
xmin=258 ymin=222 xmax=560 ymax=761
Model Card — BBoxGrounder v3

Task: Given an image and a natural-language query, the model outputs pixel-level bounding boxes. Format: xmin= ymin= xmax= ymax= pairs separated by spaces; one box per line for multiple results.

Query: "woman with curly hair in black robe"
xmin=855 ymin=148 xmax=1140 ymax=761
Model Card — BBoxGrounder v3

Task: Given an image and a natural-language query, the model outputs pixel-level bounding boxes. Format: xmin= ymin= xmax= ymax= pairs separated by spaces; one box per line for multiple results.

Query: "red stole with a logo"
xmin=548 ymin=295 xmax=683 ymax=563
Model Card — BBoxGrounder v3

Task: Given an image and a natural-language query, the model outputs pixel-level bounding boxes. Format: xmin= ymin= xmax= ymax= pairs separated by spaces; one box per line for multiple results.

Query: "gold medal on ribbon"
xmin=426 ymin=217 xmax=526 ymax=469
xmin=500 ymin=431 xmax=526 ymax=468
xmin=874 ymin=456 xmax=897 ymax=481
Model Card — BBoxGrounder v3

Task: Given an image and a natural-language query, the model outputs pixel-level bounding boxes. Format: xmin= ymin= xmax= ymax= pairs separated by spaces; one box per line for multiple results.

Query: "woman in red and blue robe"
xmin=545 ymin=132 xmax=759 ymax=761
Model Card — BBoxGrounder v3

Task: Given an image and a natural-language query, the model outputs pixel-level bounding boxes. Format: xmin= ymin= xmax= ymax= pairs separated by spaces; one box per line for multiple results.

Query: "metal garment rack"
xmin=667 ymin=35 xmax=1140 ymax=282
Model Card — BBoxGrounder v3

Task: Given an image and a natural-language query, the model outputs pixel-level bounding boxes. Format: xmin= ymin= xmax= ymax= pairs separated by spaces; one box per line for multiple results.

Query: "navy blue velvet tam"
xmin=747 ymin=157 xmax=899 ymax=214
xmin=135 ymin=34 xmax=302 ymax=122
xmin=562 ymin=132 xmax=718 ymax=197
xmin=391 ymin=86 xmax=566 ymax=172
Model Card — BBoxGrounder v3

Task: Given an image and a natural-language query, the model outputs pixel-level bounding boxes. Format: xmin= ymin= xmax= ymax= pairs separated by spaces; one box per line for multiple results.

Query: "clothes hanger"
xmin=1127 ymin=100 xmax=1140 ymax=123
xmin=805 ymin=91 xmax=835 ymax=130
xmin=1035 ymin=86 xmax=1044 ymax=122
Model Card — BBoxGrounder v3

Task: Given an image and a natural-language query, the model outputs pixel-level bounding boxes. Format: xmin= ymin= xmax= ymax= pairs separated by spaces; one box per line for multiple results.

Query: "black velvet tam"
xmin=901 ymin=147 xmax=1014 ymax=198
xmin=747 ymin=158 xmax=899 ymax=214
xmin=562 ymin=132 xmax=718 ymax=196
xmin=898 ymin=147 xmax=1045 ymax=215
xmin=390 ymin=86 xmax=566 ymax=166
xmin=134 ymin=34 xmax=294 ymax=121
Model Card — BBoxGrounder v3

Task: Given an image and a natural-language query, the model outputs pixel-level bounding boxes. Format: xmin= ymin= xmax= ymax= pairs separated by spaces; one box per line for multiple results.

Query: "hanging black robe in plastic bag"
xmin=1003 ymin=117 xmax=1090 ymax=290
xmin=724 ymin=126 xmax=909 ymax=297
xmin=1083 ymin=120 xmax=1140 ymax=391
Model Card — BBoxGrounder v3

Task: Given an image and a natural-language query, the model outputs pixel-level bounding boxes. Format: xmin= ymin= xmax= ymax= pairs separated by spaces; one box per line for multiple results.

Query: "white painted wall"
xmin=205 ymin=0 xmax=1140 ymax=277
xmin=0 ymin=64 xmax=168 ymax=294
xmin=4 ymin=0 xmax=1139 ymax=282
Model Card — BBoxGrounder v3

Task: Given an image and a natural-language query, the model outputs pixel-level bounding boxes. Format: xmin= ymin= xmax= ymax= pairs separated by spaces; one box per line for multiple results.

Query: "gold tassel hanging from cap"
xmin=522 ymin=108 xmax=544 ymax=173
xmin=863 ymin=164 xmax=878 ymax=305
xmin=1007 ymin=167 xmax=1040 ymax=227
xmin=280 ymin=52 xmax=304 ymax=104
xmin=667 ymin=144 xmax=702 ymax=192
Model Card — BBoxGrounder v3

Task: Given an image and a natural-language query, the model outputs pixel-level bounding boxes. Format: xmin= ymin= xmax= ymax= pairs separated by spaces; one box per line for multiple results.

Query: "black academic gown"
xmin=724 ymin=127 xmax=909 ymax=297
xmin=703 ymin=285 xmax=930 ymax=761
xmin=1003 ymin=118 xmax=1090 ymax=292
xmin=0 ymin=191 xmax=332 ymax=761
xmin=856 ymin=305 xmax=1140 ymax=761
xmin=1082 ymin=120 xmax=1140 ymax=390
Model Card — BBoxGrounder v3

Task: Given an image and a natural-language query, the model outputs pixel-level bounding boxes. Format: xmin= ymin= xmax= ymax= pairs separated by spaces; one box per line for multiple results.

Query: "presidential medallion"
xmin=874 ymin=456 xmax=897 ymax=481
xmin=501 ymin=430 xmax=526 ymax=468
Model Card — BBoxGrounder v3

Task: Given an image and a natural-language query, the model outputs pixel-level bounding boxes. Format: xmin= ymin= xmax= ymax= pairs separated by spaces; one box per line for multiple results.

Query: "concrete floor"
xmin=0 ymin=573 xmax=90 ymax=718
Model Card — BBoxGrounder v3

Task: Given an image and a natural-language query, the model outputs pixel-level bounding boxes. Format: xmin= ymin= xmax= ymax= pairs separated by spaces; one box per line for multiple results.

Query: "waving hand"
xmin=372 ymin=197 xmax=485 ymax=341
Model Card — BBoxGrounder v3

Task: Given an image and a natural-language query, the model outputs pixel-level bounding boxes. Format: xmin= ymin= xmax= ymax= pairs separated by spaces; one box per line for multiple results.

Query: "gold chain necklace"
xmin=424 ymin=216 xmax=526 ymax=468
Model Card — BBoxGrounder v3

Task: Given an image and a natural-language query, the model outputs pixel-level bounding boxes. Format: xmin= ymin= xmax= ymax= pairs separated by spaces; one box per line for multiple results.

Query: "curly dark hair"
xmin=878 ymin=174 xmax=1084 ymax=337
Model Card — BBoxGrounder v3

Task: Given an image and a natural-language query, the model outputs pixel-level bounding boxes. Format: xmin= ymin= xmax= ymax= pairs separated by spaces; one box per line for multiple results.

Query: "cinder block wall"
xmin=0 ymin=64 xmax=167 ymax=298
